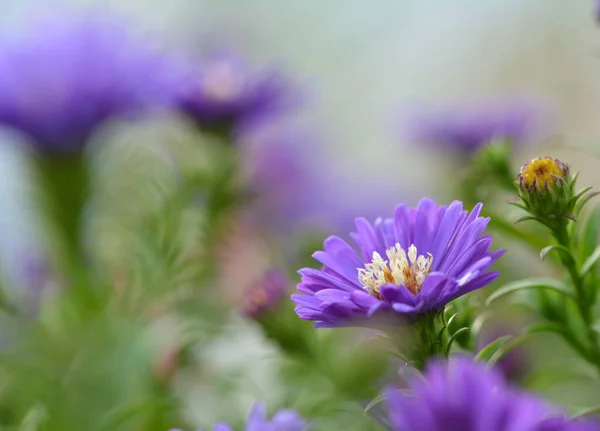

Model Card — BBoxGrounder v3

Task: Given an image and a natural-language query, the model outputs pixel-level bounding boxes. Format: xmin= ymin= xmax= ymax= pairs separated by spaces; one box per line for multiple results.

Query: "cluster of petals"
xmin=293 ymin=198 xmax=503 ymax=327
xmin=386 ymin=358 xmax=599 ymax=431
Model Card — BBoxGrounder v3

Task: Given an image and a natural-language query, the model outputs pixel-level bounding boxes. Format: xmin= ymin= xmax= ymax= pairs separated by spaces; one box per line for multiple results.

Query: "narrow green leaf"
xmin=486 ymin=278 xmax=575 ymax=306
xmin=445 ymin=327 xmax=470 ymax=356
xmin=508 ymin=201 xmax=528 ymax=211
xmin=474 ymin=335 xmax=512 ymax=363
xmin=573 ymin=404 xmax=600 ymax=419
xmin=445 ymin=312 xmax=460 ymax=332
xmin=436 ymin=311 xmax=460 ymax=340
xmin=539 ymin=244 xmax=574 ymax=263
xmin=470 ymin=311 xmax=494 ymax=339
xmin=527 ymin=322 xmax=566 ymax=335
xmin=514 ymin=216 xmax=541 ymax=224
xmin=363 ymin=393 xmax=387 ymax=414
xmin=487 ymin=333 xmax=533 ymax=368
xmin=578 ymin=204 xmax=600 ymax=260
xmin=575 ymin=192 xmax=600 ymax=215
xmin=581 ymin=244 xmax=600 ymax=277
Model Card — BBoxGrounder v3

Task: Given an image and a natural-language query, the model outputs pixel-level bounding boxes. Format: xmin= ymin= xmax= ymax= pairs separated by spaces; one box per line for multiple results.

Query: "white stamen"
xmin=357 ymin=243 xmax=433 ymax=298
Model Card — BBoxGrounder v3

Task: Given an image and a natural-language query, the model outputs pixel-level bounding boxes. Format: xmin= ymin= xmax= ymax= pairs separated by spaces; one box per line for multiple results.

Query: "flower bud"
xmin=515 ymin=157 xmax=579 ymax=229
xmin=517 ymin=157 xmax=569 ymax=193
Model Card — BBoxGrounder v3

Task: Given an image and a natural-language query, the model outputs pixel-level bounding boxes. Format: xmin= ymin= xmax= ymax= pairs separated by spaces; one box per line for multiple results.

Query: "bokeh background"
xmin=0 ymin=1 xmax=598 ymax=430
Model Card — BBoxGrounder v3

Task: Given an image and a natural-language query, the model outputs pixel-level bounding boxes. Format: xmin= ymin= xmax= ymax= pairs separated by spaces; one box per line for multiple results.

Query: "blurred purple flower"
xmin=238 ymin=118 xmax=317 ymax=233
xmin=0 ymin=11 xmax=183 ymax=154
xmin=401 ymin=99 xmax=550 ymax=153
xmin=179 ymin=52 xmax=299 ymax=130
xmin=292 ymin=198 xmax=503 ymax=328
xmin=240 ymin=269 xmax=288 ymax=319
xmin=386 ymin=357 xmax=599 ymax=431
xmin=170 ymin=403 xmax=307 ymax=431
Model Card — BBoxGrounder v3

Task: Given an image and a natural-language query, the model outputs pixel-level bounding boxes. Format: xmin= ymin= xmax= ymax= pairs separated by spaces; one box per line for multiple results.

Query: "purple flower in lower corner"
xmin=292 ymin=198 xmax=504 ymax=328
xmin=386 ymin=357 xmax=599 ymax=431
xmin=168 ymin=403 xmax=308 ymax=431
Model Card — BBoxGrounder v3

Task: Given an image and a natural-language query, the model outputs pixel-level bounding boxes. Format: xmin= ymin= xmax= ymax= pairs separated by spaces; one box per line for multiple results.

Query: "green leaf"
xmin=363 ymin=394 xmax=387 ymax=415
xmin=486 ymin=334 xmax=533 ymax=368
xmin=470 ymin=312 xmax=495 ymax=340
xmin=577 ymin=204 xmax=600 ymax=249
xmin=485 ymin=278 xmax=575 ymax=306
xmin=527 ymin=322 xmax=567 ymax=335
xmin=575 ymin=191 xmax=600 ymax=215
xmin=581 ymin=244 xmax=600 ymax=277
xmin=539 ymin=244 xmax=574 ymax=264
xmin=573 ymin=404 xmax=600 ymax=419
xmin=445 ymin=327 xmax=470 ymax=356
xmin=514 ymin=216 xmax=541 ymax=224
xmin=474 ymin=335 xmax=512 ymax=363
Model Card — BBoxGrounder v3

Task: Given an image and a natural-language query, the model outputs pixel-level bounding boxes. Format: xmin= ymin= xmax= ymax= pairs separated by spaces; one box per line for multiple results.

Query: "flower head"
xmin=0 ymin=10 xmax=182 ymax=154
xmin=401 ymin=99 xmax=549 ymax=153
xmin=292 ymin=198 xmax=503 ymax=328
xmin=386 ymin=357 xmax=599 ymax=431
xmin=174 ymin=403 xmax=307 ymax=431
xmin=514 ymin=157 xmax=593 ymax=230
xmin=179 ymin=51 xmax=298 ymax=130
xmin=518 ymin=157 xmax=569 ymax=193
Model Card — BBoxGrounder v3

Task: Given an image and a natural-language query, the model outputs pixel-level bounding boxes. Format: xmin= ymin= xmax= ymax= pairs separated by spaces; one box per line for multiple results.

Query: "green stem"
xmin=553 ymin=224 xmax=600 ymax=371
xmin=34 ymin=153 xmax=89 ymax=268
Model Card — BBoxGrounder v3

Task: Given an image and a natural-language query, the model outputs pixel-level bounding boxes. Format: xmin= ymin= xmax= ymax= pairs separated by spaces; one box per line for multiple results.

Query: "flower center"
xmin=518 ymin=157 xmax=567 ymax=192
xmin=201 ymin=61 xmax=242 ymax=103
xmin=357 ymin=243 xmax=433 ymax=298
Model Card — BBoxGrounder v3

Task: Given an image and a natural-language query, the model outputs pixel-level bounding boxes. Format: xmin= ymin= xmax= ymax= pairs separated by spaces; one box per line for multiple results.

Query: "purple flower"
xmin=292 ymin=198 xmax=503 ymax=328
xmin=240 ymin=269 xmax=288 ymax=319
xmin=169 ymin=403 xmax=307 ymax=431
xmin=238 ymin=117 xmax=317 ymax=233
xmin=179 ymin=51 xmax=298 ymax=129
xmin=401 ymin=99 xmax=550 ymax=153
xmin=0 ymin=10 xmax=182 ymax=154
xmin=386 ymin=357 xmax=599 ymax=431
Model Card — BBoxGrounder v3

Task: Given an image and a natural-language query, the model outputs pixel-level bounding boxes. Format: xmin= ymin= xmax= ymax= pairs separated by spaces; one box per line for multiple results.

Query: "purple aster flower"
xmin=400 ymin=99 xmax=551 ymax=153
xmin=386 ymin=357 xmax=599 ymax=431
xmin=0 ymin=10 xmax=183 ymax=154
xmin=178 ymin=51 xmax=298 ymax=129
xmin=292 ymin=198 xmax=504 ymax=328
xmin=238 ymin=117 xmax=318 ymax=233
xmin=169 ymin=403 xmax=308 ymax=431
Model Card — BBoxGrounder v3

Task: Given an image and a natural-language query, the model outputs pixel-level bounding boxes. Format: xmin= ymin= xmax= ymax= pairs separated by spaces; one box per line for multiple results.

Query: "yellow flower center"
xmin=357 ymin=243 xmax=433 ymax=298
xmin=519 ymin=157 xmax=566 ymax=192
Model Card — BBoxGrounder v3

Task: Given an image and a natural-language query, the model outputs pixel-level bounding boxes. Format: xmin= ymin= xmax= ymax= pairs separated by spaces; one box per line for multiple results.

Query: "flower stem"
xmin=553 ymin=224 xmax=600 ymax=371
